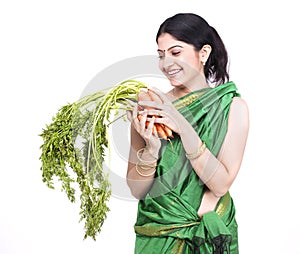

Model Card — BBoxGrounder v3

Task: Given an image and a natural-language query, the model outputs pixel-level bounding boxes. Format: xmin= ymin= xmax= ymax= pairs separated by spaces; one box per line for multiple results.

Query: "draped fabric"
xmin=134 ymin=82 xmax=240 ymax=254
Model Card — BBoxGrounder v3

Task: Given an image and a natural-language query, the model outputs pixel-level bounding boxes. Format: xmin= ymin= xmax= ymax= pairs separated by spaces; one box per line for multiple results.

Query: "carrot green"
xmin=39 ymin=79 xmax=147 ymax=240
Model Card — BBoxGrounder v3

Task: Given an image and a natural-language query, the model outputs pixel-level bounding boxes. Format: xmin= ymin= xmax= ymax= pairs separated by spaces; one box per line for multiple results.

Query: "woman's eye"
xmin=172 ymin=51 xmax=180 ymax=56
xmin=158 ymin=51 xmax=180 ymax=59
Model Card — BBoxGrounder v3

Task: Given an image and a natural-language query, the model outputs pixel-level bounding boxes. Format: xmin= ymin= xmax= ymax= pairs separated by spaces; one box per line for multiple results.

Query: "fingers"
xmin=138 ymin=109 xmax=164 ymax=118
xmin=146 ymin=116 xmax=156 ymax=137
xmin=139 ymin=112 xmax=147 ymax=131
xmin=137 ymin=86 xmax=172 ymax=111
xmin=124 ymin=98 xmax=136 ymax=108
xmin=148 ymin=87 xmax=172 ymax=105
xmin=126 ymin=103 xmax=140 ymax=123
xmin=126 ymin=110 xmax=132 ymax=122
xmin=147 ymin=89 xmax=163 ymax=103
xmin=137 ymin=113 xmax=159 ymax=139
xmin=130 ymin=102 xmax=163 ymax=141
xmin=132 ymin=104 xmax=140 ymax=125
xmin=138 ymin=100 xmax=161 ymax=109
xmin=135 ymin=87 xmax=176 ymax=140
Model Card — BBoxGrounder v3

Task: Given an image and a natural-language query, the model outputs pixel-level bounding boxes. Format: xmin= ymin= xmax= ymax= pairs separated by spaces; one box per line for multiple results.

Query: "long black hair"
xmin=156 ymin=13 xmax=229 ymax=86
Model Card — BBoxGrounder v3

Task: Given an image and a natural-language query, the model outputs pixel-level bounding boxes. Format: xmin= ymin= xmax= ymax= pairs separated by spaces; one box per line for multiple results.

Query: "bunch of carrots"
xmin=137 ymin=89 xmax=173 ymax=140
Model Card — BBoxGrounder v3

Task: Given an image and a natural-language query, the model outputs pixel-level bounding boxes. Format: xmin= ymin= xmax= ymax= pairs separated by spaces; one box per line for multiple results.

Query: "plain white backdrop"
xmin=1 ymin=0 xmax=300 ymax=253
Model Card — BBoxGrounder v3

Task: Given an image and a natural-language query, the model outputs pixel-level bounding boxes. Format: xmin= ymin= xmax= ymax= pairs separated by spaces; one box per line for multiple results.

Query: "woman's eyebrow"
xmin=157 ymin=45 xmax=183 ymax=53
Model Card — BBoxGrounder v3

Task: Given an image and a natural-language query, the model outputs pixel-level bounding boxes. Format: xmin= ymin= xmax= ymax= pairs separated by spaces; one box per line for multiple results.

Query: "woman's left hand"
xmin=197 ymin=190 xmax=220 ymax=218
xmin=137 ymin=87 xmax=189 ymax=136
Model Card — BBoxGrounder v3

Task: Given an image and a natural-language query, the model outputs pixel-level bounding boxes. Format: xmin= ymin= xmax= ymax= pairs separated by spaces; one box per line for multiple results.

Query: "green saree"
xmin=134 ymin=82 xmax=240 ymax=254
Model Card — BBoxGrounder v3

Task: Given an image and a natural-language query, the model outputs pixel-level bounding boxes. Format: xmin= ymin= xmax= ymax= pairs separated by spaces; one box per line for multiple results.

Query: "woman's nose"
xmin=162 ymin=56 xmax=174 ymax=69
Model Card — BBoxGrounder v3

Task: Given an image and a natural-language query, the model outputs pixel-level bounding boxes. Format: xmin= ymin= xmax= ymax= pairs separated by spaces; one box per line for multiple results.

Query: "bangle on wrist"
xmin=135 ymin=164 xmax=156 ymax=177
xmin=186 ymin=142 xmax=206 ymax=160
xmin=136 ymin=160 xmax=157 ymax=171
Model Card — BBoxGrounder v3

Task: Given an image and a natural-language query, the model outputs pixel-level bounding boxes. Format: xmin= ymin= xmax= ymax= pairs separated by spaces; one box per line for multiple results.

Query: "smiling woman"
xmin=126 ymin=13 xmax=249 ymax=253
xmin=157 ymin=35 xmax=207 ymax=90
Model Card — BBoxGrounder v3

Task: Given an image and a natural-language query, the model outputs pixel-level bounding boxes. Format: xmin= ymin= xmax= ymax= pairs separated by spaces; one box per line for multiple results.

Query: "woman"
xmin=126 ymin=13 xmax=249 ymax=253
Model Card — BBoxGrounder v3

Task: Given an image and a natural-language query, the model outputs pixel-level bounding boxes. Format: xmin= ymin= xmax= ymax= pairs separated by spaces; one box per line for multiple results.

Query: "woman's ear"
xmin=199 ymin=44 xmax=212 ymax=66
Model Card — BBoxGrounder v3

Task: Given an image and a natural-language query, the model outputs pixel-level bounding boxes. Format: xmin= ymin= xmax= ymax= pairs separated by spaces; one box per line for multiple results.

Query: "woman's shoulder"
xmin=232 ymin=96 xmax=248 ymax=109
xmin=229 ymin=96 xmax=249 ymax=128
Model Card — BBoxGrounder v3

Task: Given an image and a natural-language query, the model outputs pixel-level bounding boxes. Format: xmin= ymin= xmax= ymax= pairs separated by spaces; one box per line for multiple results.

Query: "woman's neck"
xmin=171 ymin=80 xmax=209 ymax=99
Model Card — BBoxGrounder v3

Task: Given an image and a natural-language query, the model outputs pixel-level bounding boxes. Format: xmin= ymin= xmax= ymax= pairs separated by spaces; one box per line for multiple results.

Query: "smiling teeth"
xmin=168 ymin=69 xmax=181 ymax=75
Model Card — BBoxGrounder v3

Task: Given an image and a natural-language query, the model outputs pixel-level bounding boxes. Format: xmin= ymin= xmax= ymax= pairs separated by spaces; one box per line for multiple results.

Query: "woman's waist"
xmin=135 ymin=192 xmax=233 ymax=238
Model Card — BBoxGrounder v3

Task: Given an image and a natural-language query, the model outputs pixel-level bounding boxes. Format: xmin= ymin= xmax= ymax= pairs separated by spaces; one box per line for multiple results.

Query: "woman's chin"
xmin=169 ymin=78 xmax=184 ymax=87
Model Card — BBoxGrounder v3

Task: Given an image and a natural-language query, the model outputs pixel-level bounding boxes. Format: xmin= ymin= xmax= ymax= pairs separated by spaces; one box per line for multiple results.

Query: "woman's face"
xmin=157 ymin=33 xmax=203 ymax=89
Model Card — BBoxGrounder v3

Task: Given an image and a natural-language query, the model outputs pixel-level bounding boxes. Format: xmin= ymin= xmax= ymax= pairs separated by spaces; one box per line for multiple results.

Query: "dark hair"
xmin=156 ymin=13 xmax=229 ymax=85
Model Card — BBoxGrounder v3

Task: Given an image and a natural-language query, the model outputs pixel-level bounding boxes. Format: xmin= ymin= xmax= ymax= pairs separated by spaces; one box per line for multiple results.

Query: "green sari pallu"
xmin=134 ymin=82 xmax=240 ymax=254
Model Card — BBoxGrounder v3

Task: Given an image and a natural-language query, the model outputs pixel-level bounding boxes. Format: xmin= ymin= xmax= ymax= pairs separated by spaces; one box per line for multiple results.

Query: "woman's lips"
xmin=166 ymin=68 xmax=182 ymax=77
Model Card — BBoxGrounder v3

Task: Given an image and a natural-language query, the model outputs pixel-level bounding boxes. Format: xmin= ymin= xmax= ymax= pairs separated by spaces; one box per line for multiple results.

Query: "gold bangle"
xmin=137 ymin=160 xmax=157 ymax=171
xmin=135 ymin=164 xmax=156 ymax=177
xmin=186 ymin=142 xmax=206 ymax=160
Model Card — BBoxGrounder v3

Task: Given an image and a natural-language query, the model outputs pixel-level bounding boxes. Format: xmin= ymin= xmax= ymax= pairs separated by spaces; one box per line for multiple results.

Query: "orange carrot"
xmin=155 ymin=123 xmax=168 ymax=140
xmin=161 ymin=124 xmax=173 ymax=138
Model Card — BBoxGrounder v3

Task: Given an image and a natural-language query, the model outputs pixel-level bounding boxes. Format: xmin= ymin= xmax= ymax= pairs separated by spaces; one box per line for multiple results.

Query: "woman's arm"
xmin=126 ymin=125 xmax=157 ymax=200
xmin=197 ymin=97 xmax=249 ymax=217
xmin=126 ymin=105 xmax=161 ymax=200
xmin=182 ymin=97 xmax=249 ymax=197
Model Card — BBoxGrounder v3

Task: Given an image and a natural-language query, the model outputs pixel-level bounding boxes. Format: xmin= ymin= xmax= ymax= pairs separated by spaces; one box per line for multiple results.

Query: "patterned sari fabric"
xmin=134 ymin=82 xmax=240 ymax=254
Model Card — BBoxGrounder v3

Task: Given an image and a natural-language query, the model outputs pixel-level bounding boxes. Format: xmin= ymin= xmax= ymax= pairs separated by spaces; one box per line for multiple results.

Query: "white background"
xmin=1 ymin=0 xmax=300 ymax=253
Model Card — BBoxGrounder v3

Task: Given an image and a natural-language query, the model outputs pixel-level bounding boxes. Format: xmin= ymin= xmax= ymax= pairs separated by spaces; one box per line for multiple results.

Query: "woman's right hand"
xmin=127 ymin=103 xmax=161 ymax=157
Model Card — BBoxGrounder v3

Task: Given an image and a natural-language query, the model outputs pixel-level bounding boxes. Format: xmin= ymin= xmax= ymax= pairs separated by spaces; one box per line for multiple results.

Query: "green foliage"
xmin=39 ymin=80 xmax=147 ymax=240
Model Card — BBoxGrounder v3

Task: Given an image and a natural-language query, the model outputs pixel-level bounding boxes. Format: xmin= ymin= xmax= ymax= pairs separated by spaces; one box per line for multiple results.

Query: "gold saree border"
xmin=173 ymin=90 xmax=207 ymax=110
xmin=135 ymin=221 xmax=200 ymax=237
xmin=172 ymin=238 xmax=185 ymax=254
xmin=215 ymin=192 xmax=230 ymax=218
